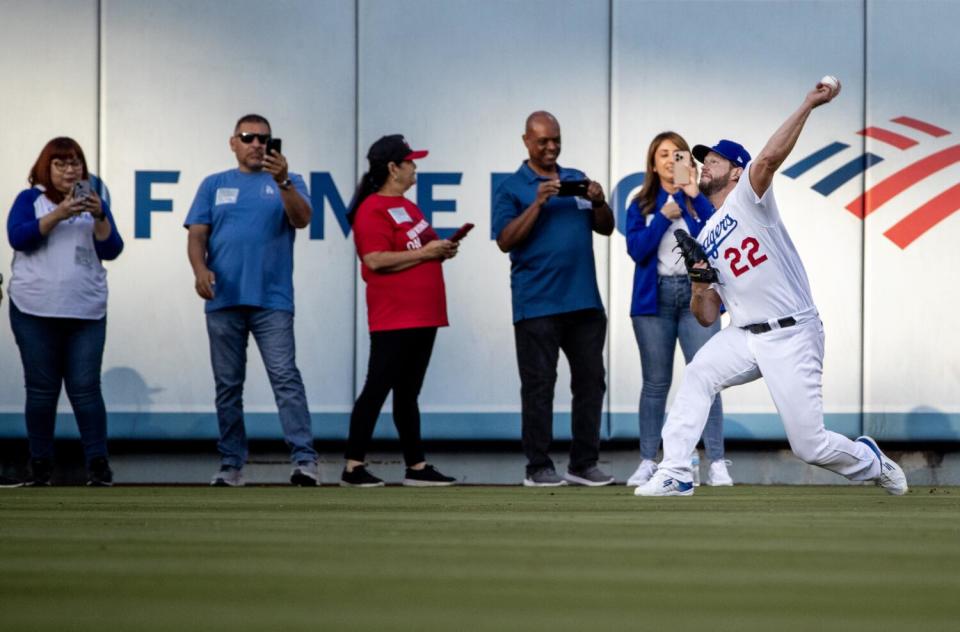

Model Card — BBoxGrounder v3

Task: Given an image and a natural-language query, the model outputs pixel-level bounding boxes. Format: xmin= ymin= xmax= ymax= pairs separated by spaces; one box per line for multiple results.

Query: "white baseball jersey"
xmin=697 ymin=164 xmax=815 ymax=327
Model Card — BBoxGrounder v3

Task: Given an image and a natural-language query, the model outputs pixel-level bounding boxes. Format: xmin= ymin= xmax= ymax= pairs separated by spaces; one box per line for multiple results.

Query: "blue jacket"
xmin=625 ymin=188 xmax=715 ymax=316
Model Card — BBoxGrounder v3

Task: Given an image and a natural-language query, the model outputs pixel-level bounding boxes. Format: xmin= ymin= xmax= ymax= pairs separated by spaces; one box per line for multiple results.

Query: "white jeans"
xmin=659 ymin=314 xmax=878 ymax=482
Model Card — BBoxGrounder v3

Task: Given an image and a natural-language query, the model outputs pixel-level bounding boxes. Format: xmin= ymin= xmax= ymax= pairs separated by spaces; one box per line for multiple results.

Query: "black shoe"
xmin=25 ymin=459 xmax=53 ymax=487
xmin=0 ymin=476 xmax=22 ymax=488
xmin=87 ymin=457 xmax=113 ymax=487
xmin=339 ymin=465 xmax=385 ymax=488
xmin=402 ymin=464 xmax=456 ymax=487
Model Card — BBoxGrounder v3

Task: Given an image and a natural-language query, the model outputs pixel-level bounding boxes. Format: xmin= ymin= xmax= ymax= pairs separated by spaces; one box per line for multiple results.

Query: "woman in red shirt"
xmin=342 ymin=135 xmax=459 ymax=487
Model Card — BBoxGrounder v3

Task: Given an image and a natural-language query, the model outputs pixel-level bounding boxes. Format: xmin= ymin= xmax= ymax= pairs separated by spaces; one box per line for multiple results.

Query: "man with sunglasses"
xmin=185 ymin=113 xmax=319 ymax=487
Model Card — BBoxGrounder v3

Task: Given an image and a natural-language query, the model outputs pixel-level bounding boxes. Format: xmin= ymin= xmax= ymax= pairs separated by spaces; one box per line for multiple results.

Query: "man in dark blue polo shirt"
xmin=493 ymin=110 xmax=615 ymax=487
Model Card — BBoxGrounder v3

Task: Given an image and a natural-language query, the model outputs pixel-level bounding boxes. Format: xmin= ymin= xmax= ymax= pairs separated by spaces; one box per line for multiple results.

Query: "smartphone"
xmin=73 ymin=180 xmax=92 ymax=200
xmin=673 ymin=151 xmax=691 ymax=186
xmin=557 ymin=179 xmax=590 ymax=197
xmin=266 ymin=137 xmax=282 ymax=155
xmin=450 ymin=222 xmax=475 ymax=242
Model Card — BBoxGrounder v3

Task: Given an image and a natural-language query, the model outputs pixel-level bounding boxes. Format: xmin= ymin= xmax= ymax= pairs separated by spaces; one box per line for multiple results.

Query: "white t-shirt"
xmin=696 ymin=164 xmax=815 ymax=327
xmin=656 ymin=195 xmax=688 ymax=276
xmin=10 ymin=193 xmax=109 ymax=319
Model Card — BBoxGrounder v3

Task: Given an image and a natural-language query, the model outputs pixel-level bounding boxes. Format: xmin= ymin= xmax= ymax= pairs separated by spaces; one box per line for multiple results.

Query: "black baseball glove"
xmin=673 ymin=229 xmax=718 ymax=284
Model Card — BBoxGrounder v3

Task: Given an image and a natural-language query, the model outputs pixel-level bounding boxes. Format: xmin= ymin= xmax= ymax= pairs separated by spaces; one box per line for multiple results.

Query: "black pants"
xmin=345 ymin=327 xmax=437 ymax=466
xmin=514 ymin=309 xmax=607 ymax=475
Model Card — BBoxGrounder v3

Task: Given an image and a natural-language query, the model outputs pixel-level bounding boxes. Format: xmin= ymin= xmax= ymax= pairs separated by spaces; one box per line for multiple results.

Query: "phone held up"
xmin=557 ymin=179 xmax=589 ymax=197
xmin=449 ymin=222 xmax=475 ymax=243
xmin=266 ymin=137 xmax=282 ymax=156
xmin=72 ymin=179 xmax=92 ymax=200
xmin=673 ymin=150 xmax=691 ymax=186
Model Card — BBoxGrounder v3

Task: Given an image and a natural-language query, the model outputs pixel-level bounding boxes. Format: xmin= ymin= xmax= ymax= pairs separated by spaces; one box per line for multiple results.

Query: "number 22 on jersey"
xmin=724 ymin=237 xmax=768 ymax=277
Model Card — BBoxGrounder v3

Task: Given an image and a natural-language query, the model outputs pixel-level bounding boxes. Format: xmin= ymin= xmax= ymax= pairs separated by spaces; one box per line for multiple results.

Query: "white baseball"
xmin=820 ymin=75 xmax=839 ymax=93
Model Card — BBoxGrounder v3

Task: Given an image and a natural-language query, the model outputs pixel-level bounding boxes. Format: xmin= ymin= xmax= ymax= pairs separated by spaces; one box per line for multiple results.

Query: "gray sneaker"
xmin=523 ymin=467 xmax=568 ymax=487
xmin=564 ymin=465 xmax=615 ymax=487
xmin=290 ymin=461 xmax=319 ymax=487
xmin=211 ymin=466 xmax=244 ymax=487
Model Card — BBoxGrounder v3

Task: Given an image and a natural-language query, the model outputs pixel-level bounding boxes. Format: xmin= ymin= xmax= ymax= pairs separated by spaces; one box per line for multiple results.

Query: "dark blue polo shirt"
xmin=493 ymin=161 xmax=604 ymax=323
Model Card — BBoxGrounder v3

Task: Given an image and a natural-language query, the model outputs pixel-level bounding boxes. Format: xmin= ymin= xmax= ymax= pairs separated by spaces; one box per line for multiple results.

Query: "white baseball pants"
xmin=659 ymin=313 xmax=879 ymax=482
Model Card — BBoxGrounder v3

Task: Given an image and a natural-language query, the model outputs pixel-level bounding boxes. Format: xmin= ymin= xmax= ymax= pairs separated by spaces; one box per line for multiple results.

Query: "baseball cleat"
xmin=634 ymin=470 xmax=695 ymax=497
xmin=856 ymin=435 xmax=908 ymax=496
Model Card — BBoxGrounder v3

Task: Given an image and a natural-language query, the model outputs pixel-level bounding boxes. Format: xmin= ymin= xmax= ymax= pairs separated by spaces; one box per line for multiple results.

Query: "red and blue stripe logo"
xmin=784 ymin=116 xmax=955 ymax=249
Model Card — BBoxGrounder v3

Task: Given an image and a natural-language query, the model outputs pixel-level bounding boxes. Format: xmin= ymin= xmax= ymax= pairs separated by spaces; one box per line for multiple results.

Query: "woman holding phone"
xmin=6 ymin=137 xmax=123 ymax=486
xmin=624 ymin=131 xmax=731 ymax=488
xmin=341 ymin=134 xmax=458 ymax=487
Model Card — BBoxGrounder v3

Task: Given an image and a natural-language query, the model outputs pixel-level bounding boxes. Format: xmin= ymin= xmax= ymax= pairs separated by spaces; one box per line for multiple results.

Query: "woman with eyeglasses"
xmin=340 ymin=135 xmax=459 ymax=487
xmin=6 ymin=137 xmax=124 ymax=486
xmin=624 ymin=131 xmax=730 ymax=488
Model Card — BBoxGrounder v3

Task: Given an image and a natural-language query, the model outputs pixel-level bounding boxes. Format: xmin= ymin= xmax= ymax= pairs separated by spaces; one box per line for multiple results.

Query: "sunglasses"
xmin=236 ymin=132 xmax=271 ymax=144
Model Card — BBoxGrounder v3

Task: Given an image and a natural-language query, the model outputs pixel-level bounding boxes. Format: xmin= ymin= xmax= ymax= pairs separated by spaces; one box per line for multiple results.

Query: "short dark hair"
xmin=29 ymin=137 xmax=89 ymax=204
xmin=234 ymin=113 xmax=271 ymax=134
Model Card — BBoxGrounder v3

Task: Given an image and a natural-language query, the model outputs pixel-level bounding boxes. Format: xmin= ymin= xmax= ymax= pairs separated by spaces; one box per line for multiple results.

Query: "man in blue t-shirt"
xmin=493 ymin=111 xmax=615 ymax=487
xmin=184 ymin=113 xmax=318 ymax=487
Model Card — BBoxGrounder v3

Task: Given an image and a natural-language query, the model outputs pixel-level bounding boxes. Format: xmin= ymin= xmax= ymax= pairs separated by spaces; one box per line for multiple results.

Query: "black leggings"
xmin=345 ymin=327 xmax=437 ymax=466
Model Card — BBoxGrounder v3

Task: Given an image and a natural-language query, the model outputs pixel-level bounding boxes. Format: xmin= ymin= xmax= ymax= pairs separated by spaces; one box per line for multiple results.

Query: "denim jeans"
xmin=632 ymin=275 xmax=724 ymax=461
xmin=9 ymin=301 xmax=109 ymax=464
xmin=205 ymin=307 xmax=317 ymax=468
xmin=514 ymin=308 xmax=607 ymax=474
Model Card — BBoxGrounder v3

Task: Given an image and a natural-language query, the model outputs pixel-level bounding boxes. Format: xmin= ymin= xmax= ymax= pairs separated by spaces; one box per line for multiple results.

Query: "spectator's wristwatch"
xmin=278 ymin=178 xmax=293 ymax=191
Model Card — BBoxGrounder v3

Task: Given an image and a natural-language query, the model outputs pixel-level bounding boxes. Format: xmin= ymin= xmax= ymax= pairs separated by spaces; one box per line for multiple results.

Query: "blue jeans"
xmin=632 ymin=275 xmax=724 ymax=461
xmin=9 ymin=301 xmax=109 ymax=464
xmin=205 ymin=307 xmax=317 ymax=468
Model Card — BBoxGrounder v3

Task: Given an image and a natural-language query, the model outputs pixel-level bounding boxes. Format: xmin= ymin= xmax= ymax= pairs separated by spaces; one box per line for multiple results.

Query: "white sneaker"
xmin=634 ymin=469 xmax=695 ymax=497
xmin=707 ymin=459 xmax=734 ymax=486
xmin=626 ymin=460 xmax=657 ymax=487
xmin=857 ymin=436 xmax=908 ymax=496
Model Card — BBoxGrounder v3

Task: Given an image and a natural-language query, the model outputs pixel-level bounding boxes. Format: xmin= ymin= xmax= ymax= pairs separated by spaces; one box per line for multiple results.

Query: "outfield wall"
xmin=0 ymin=0 xmax=957 ymax=443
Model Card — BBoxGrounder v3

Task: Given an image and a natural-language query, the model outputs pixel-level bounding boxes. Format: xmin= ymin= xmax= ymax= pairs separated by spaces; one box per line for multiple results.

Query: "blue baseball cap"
xmin=692 ymin=140 xmax=751 ymax=168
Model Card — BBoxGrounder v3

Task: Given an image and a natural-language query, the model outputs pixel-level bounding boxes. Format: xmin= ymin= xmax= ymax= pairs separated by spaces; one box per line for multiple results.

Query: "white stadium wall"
xmin=0 ymin=0 xmax=957 ymax=442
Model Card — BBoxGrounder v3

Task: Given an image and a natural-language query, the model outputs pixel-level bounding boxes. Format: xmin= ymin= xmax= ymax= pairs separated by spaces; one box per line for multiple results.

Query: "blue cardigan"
xmin=625 ymin=187 xmax=715 ymax=316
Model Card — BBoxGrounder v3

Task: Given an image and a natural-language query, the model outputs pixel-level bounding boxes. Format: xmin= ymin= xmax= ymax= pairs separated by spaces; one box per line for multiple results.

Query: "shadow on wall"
xmin=102 ymin=367 xmax=164 ymax=409
xmin=903 ymin=406 xmax=954 ymax=440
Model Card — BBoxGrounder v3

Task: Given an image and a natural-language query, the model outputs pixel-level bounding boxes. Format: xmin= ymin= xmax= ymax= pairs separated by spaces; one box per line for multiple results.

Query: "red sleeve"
xmin=353 ymin=198 xmax=395 ymax=257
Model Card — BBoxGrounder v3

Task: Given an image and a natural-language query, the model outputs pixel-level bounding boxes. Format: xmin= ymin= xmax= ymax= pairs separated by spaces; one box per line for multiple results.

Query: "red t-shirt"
xmin=353 ymin=194 xmax=448 ymax=332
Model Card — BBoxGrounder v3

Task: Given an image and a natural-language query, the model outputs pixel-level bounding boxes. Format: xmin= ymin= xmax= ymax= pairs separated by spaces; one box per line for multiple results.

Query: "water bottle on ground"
xmin=691 ymin=449 xmax=701 ymax=487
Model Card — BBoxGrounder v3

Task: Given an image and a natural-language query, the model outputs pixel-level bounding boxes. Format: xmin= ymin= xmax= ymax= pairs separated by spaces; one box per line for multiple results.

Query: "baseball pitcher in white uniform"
xmin=635 ymin=79 xmax=908 ymax=497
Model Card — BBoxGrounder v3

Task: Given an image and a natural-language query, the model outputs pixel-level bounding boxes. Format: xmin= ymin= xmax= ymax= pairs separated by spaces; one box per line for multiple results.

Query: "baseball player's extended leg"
xmin=754 ymin=318 xmax=877 ymax=480
xmin=655 ymin=326 xmax=761 ymax=483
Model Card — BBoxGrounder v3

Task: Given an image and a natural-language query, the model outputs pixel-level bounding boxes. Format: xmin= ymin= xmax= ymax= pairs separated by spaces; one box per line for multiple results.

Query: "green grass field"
xmin=1 ymin=486 xmax=958 ymax=631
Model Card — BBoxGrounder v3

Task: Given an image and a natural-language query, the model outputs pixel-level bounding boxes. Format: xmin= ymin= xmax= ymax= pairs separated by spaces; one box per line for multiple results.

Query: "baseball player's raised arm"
xmin=749 ymin=79 xmax=842 ymax=199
